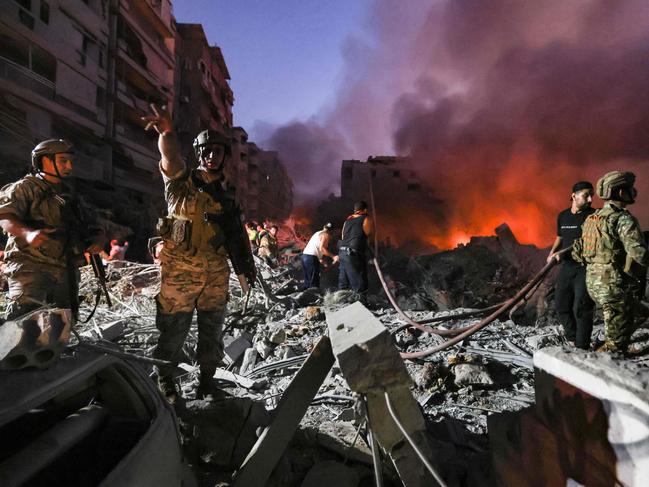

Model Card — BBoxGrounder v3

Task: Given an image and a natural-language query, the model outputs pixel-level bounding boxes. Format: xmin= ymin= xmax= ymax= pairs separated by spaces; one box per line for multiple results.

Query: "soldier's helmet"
xmin=596 ymin=171 xmax=636 ymax=201
xmin=192 ymin=129 xmax=232 ymax=159
xmin=31 ymin=139 xmax=74 ymax=171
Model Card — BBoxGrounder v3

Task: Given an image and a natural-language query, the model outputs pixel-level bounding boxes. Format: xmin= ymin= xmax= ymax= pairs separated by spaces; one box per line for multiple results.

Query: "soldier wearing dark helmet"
xmin=143 ymin=104 xmax=255 ymax=402
xmin=0 ymin=139 xmax=103 ymax=320
xmin=573 ymin=171 xmax=648 ymax=353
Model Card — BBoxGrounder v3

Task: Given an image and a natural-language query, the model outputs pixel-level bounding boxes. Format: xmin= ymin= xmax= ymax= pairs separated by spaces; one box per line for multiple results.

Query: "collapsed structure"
xmin=2 ymin=223 xmax=648 ymax=486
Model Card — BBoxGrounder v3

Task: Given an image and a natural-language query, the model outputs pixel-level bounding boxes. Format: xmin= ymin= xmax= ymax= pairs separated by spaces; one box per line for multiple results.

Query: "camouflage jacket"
xmin=258 ymin=233 xmax=278 ymax=257
xmin=160 ymin=164 xmax=234 ymax=256
xmin=0 ymin=175 xmax=100 ymax=268
xmin=573 ymin=201 xmax=648 ymax=276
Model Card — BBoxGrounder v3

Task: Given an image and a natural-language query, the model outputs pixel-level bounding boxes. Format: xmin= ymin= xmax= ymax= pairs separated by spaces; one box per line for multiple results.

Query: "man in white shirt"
xmin=301 ymin=223 xmax=338 ymax=289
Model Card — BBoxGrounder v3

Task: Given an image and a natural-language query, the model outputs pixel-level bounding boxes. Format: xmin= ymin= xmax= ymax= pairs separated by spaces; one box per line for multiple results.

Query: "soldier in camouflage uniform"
xmin=0 ymin=139 xmax=103 ymax=320
xmin=573 ymin=171 xmax=648 ymax=353
xmin=143 ymin=104 xmax=255 ymax=402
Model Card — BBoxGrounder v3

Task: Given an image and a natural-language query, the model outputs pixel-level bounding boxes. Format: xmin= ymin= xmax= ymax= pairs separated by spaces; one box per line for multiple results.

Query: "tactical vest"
xmin=157 ymin=170 xmax=228 ymax=255
xmin=342 ymin=215 xmax=367 ymax=252
xmin=580 ymin=205 xmax=626 ymax=266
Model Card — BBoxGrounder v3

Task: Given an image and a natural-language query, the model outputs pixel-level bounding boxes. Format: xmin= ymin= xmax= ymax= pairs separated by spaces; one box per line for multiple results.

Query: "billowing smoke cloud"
xmin=263 ymin=120 xmax=349 ymax=203
xmin=266 ymin=0 xmax=649 ymax=248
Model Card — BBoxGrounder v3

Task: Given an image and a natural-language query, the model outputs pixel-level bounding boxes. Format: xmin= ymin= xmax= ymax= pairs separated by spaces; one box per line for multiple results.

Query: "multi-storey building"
xmin=245 ymin=141 xmax=260 ymax=220
xmin=258 ymin=149 xmax=293 ymax=222
xmin=174 ymin=22 xmax=233 ymax=157
xmin=0 ymin=0 xmax=175 ymax=256
xmin=0 ymin=1 xmax=293 ymax=252
xmin=230 ymin=125 xmax=250 ymax=211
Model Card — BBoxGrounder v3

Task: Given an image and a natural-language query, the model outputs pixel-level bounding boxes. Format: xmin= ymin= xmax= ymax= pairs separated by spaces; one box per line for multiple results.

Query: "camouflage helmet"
xmin=596 ymin=171 xmax=636 ymax=200
xmin=31 ymin=139 xmax=74 ymax=170
xmin=192 ymin=129 xmax=232 ymax=158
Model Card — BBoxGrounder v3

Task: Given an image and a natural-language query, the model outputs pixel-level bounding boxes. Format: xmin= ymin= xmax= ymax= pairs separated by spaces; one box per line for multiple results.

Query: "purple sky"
xmin=172 ymin=0 xmax=372 ymax=134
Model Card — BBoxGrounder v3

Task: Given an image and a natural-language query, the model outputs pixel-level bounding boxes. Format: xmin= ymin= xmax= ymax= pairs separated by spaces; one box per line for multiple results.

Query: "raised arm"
xmin=142 ymin=104 xmax=184 ymax=176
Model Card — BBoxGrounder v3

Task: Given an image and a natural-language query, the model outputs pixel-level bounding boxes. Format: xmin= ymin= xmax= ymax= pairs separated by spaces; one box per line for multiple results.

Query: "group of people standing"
xmin=245 ymin=221 xmax=279 ymax=266
xmin=301 ymin=200 xmax=374 ymax=295
xmin=0 ymin=108 xmax=645 ymax=409
xmin=549 ymin=172 xmax=647 ymax=354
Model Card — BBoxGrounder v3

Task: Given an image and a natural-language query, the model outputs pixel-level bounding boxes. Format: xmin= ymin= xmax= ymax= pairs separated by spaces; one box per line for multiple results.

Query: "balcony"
xmin=0 ymin=55 xmax=54 ymax=99
xmin=128 ymin=0 xmax=173 ymax=39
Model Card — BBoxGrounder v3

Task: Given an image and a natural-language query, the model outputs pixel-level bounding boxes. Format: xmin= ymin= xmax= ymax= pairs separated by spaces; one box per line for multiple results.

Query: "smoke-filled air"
xmin=262 ymin=0 xmax=649 ymax=249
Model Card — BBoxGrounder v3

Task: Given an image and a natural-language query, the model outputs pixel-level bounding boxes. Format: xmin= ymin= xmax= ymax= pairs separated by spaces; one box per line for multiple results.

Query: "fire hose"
xmin=398 ymin=249 xmax=567 ymax=359
xmin=367 ymin=176 xmax=569 ymax=359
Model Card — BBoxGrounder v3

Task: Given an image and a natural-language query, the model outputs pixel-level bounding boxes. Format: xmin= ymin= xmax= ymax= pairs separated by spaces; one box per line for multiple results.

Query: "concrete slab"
xmin=490 ymin=347 xmax=649 ymax=486
xmin=326 ymin=301 xmax=410 ymax=392
xmin=232 ymin=336 xmax=335 ymax=487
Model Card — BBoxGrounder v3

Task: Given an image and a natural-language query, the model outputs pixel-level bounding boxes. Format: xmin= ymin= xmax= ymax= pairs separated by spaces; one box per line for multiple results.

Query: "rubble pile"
xmin=16 ymin=226 xmax=645 ymax=486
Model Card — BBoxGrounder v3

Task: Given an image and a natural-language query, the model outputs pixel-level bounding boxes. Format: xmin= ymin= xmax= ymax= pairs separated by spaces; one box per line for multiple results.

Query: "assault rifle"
xmin=90 ymin=253 xmax=112 ymax=308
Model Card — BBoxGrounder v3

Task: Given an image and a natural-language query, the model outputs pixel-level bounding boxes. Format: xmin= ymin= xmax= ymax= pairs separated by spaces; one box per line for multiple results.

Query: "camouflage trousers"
xmin=586 ymin=264 xmax=637 ymax=350
xmin=3 ymin=260 xmax=77 ymax=321
xmin=153 ymin=247 xmax=230 ymax=377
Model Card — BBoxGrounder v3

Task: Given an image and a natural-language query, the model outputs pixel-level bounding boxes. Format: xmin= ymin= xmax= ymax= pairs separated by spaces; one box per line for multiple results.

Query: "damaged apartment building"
xmin=0 ymin=0 xmax=293 ymax=257
xmin=317 ymin=156 xmax=441 ymax=250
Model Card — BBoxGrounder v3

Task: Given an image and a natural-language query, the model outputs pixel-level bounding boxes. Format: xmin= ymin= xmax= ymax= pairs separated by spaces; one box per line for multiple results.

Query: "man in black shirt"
xmin=339 ymin=201 xmax=374 ymax=294
xmin=547 ymin=181 xmax=596 ymax=349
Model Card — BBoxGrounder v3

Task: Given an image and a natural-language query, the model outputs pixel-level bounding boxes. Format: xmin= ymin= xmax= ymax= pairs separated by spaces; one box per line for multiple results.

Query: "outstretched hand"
xmin=26 ymin=228 xmax=56 ymax=248
xmin=141 ymin=103 xmax=173 ymax=135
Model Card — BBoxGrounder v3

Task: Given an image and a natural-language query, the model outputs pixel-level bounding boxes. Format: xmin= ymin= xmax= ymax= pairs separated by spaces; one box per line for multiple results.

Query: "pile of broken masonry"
xmin=3 ymin=223 xmax=649 ymax=486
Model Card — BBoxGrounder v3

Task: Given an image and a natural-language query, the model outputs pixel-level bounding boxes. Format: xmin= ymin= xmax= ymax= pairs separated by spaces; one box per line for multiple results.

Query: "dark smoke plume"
xmin=266 ymin=0 xmax=649 ymax=247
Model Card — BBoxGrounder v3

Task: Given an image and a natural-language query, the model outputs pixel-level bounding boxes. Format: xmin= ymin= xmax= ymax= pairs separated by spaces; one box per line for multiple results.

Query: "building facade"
xmin=0 ymin=0 xmax=293 ymax=253
xmin=257 ymin=149 xmax=293 ymax=223
xmin=174 ymin=22 xmax=233 ymax=158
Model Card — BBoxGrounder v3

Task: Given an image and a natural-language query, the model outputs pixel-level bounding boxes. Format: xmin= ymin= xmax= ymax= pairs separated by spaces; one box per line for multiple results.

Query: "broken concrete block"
xmin=326 ymin=301 xmax=410 ymax=392
xmin=269 ymin=324 xmax=286 ymax=345
xmin=327 ymin=302 xmax=441 ymax=486
xmin=453 ymin=363 xmax=494 ymax=387
xmin=301 ymin=460 xmax=360 ymax=487
xmin=240 ymin=348 xmax=258 ymax=376
xmin=224 ymin=334 xmax=253 ymax=364
xmin=490 ymin=347 xmax=649 ymax=487
xmin=255 ymin=340 xmax=273 ymax=359
xmin=233 ymin=336 xmax=334 ymax=487
xmin=0 ymin=309 xmax=71 ymax=370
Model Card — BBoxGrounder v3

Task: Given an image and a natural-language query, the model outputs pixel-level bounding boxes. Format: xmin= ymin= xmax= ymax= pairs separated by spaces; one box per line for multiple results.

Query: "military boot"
xmin=157 ymin=375 xmax=178 ymax=404
xmin=197 ymin=366 xmax=228 ymax=400
xmin=596 ymin=341 xmax=626 ymax=356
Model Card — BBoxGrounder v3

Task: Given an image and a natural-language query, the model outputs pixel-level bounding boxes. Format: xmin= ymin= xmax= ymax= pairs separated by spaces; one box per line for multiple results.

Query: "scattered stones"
xmin=453 ymin=363 xmax=494 ymax=387
xmin=269 ymin=324 xmax=287 ymax=344
xmin=305 ymin=306 xmax=325 ymax=321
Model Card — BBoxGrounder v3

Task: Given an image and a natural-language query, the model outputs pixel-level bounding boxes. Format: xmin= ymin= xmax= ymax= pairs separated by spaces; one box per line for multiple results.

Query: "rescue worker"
xmin=104 ymin=239 xmax=129 ymax=268
xmin=338 ymin=201 xmax=374 ymax=294
xmin=547 ymin=181 xmax=596 ymax=349
xmin=143 ymin=104 xmax=255 ymax=402
xmin=302 ymin=223 xmax=338 ymax=289
xmin=573 ymin=171 xmax=648 ymax=354
xmin=245 ymin=221 xmax=259 ymax=250
xmin=258 ymin=224 xmax=279 ymax=266
xmin=0 ymin=139 xmax=104 ymax=320
xmin=255 ymin=222 xmax=268 ymax=247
